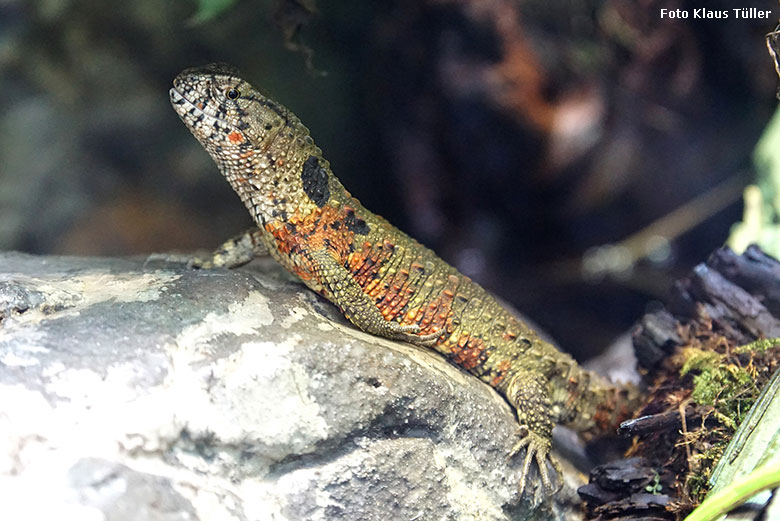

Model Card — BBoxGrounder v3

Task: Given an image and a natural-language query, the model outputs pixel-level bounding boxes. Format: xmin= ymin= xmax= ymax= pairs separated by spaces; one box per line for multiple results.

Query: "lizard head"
xmin=171 ymin=63 xmax=330 ymax=224
xmin=170 ymin=63 xmax=293 ymax=161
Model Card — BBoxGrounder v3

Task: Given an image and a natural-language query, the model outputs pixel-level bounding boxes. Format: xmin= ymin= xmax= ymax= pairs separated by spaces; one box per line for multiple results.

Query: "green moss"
xmin=677 ymin=341 xmax=779 ymax=503
xmin=686 ymin=440 xmax=728 ymax=503
xmin=687 ymin=468 xmax=711 ymax=502
xmin=735 ymin=338 xmax=780 ymax=354
xmin=680 ymin=348 xmax=721 ymax=377
xmin=682 ymin=351 xmax=758 ymax=427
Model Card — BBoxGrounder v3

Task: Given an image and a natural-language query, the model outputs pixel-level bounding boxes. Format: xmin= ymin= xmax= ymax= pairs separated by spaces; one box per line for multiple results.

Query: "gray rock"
xmin=0 ymin=252 xmax=587 ymax=521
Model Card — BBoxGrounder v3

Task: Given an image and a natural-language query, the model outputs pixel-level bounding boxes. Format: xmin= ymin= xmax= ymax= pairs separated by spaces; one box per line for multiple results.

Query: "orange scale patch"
xmin=490 ymin=359 xmax=513 ymax=386
xmin=348 ymin=241 xmax=394 ymax=288
xmin=593 ymin=401 xmax=617 ymax=432
xmin=414 ymin=281 xmax=458 ymax=334
xmin=264 ymin=206 xmax=359 ymax=262
xmin=228 ymin=131 xmax=244 ymax=144
xmin=376 ymin=270 xmax=414 ymax=319
xmin=450 ymin=335 xmax=488 ymax=371
xmin=291 ymin=263 xmax=314 ymax=281
xmin=404 ymin=307 xmax=422 ymax=323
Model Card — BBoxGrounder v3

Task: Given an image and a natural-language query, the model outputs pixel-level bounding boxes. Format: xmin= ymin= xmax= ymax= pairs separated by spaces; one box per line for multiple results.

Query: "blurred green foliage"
xmin=728 ymin=107 xmax=780 ymax=257
xmin=190 ymin=0 xmax=239 ymax=23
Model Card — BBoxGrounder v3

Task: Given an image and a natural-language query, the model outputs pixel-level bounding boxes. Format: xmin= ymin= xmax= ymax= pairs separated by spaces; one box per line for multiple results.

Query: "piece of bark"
xmin=634 ymin=245 xmax=780 ymax=370
xmin=707 ymin=245 xmax=780 ymax=317
xmin=582 ymin=245 xmax=780 ymax=521
xmin=632 ymin=308 xmax=682 ymax=369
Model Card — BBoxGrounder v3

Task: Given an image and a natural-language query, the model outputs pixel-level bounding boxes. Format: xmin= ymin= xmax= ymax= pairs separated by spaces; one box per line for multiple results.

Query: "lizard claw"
xmin=508 ymin=427 xmax=562 ymax=494
xmin=392 ymin=323 xmax=445 ymax=347
xmin=410 ymin=328 xmax=446 ymax=347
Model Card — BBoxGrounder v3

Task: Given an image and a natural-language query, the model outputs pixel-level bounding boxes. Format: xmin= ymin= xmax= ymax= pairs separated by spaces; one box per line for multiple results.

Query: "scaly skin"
xmin=170 ymin=63 xmax=641 ymax=493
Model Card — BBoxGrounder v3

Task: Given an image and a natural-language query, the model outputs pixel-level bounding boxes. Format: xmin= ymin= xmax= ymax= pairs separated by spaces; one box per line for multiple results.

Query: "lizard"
xmin=169 ymin=63 xmax=642 ymax=493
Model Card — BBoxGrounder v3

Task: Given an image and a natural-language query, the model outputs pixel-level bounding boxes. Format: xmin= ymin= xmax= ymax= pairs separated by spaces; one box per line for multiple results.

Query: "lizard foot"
xmin=187 ymin=244 xmax=252 ymax=269
xmin=187 ymin=256 xmax=213 ymax=269
xmin=188 ymin=228 xmax=268 ymax=269
xmin=507 ymin=427 xmax=562 ymax=494
xmin=188 ymin=245 xmax=247 ymax=270
xmin=388 ymin=322 xmax=445 ymax=347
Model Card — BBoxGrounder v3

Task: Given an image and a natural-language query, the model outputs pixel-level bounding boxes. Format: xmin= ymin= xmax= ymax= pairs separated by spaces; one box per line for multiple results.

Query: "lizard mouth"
xmin=169 ymin=84 xmax=234 ymax=137
xmin=169 ymin=86 xmax=202 ymax=118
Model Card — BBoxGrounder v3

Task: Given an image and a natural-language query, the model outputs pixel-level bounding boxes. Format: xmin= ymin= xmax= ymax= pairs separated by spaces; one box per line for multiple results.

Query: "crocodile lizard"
xmin=169 ymin=63 xmax=641 ymax=493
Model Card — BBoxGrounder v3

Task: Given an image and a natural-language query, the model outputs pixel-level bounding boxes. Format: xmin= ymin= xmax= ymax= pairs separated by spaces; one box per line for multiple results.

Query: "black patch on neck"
xmin=301 ymin=155 xmax=330 ymax=207
xmin=344 ymin=209 xmax=370 ymax=235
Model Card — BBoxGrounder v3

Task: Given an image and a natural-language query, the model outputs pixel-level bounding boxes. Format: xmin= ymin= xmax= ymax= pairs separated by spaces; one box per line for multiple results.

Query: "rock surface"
xmin=0 ymin=252 xmax=589 ymax=521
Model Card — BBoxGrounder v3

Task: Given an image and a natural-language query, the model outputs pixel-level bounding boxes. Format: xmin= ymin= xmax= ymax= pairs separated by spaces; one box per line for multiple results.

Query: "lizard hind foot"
xmin=508 ymin=427 xmax=562 ymax=495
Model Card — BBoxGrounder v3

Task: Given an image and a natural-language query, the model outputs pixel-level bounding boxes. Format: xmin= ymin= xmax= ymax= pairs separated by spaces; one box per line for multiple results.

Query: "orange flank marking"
xmin=587 ymin=390 xmax=622 ymax=430
xmin=266 ymin=206 xmax=347 ymax=256
xmin=450 ymin=334 xmax=487 ymax=371
xmin=593 ymin=405 xmax=614 ymax=432
xmin=265 ymin=205 xmax=369 ymax=282
xmin=292 ymin=265 xmax=312 ymax=281
xmin=266 ymin=205 xmax=460 ymax=341
xmin=372 ymin=273 xmax=459 ymax=339
xmin=348 ymin=240 xmax=394 ymax=288
xmin=228 ymin=131 xmax=244 ymax=144
xmin=239 ymin=150 xmax=254 ymax=159
xmin=491 ymin=359 xmax=512 ymax=386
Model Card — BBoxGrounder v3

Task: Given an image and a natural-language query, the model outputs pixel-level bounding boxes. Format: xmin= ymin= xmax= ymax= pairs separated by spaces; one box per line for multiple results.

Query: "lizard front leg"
xmin=190 ymin=227 xmax=268 ymax=268
xmin=504 ymin=370 xmax=562 ymax=493
xmin=309 ymin=249 xmax=443 ymax=346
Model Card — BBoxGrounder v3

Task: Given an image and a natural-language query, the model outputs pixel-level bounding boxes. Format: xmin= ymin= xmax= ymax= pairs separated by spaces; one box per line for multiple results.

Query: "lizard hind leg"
xmin=504 ymin=370 xmax=562 ymax=494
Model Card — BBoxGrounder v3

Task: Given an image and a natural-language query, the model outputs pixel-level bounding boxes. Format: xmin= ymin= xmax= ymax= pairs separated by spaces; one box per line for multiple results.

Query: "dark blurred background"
xmin=1 ymin=0 xmax=778 ymax=359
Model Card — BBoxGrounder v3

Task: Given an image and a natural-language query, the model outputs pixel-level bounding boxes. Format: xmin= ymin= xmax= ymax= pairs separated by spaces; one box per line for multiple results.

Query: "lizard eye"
xmin=225 ymin=87 xmax=240 ymax=100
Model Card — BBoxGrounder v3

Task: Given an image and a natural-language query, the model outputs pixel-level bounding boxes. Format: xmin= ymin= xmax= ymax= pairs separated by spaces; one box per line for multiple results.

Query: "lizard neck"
xmin=217 ymin=123 xmax=331 ymax=228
